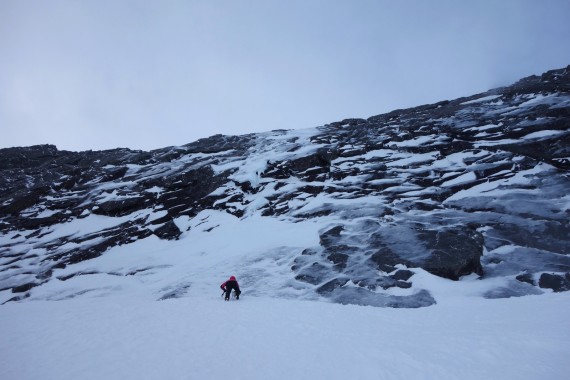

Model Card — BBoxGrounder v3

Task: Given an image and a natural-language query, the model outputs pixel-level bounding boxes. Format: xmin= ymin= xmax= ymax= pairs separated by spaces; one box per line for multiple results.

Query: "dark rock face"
xmin=93 ymin=197 xmax=149 ymax=217
xmin=294 ymin=262 xmax=331 ymax=285
xmin=11 ymin=282 xmax=37 ymax=293
xmin=516 ymin=273 xmax=535 ymax=286
xmin=153 ymin=221 xmax=182 ymax=240
xmin=420 ymin=228 xmax=484 ymax=280
xmin=370 ymin=248 xmax=407 ymax=273
xmin=1 ymin=65 xmax=570 ymax=306
xmin=316 ymin=278 xmax=350 ymax=295
xmin=390 ymin=270 xmax=414 ymax=282
xmin=539 ymin=273 xmax=570 ymax=292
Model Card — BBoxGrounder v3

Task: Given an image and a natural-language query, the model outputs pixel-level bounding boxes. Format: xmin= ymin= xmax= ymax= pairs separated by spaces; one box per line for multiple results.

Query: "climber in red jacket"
xmin=220 ymin=276 xmax=241 ymax=301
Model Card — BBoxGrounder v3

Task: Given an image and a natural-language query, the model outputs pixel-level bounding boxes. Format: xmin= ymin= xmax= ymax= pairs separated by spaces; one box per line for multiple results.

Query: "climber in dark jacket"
xmin=220 ymin=276 xmax=241 ymax=301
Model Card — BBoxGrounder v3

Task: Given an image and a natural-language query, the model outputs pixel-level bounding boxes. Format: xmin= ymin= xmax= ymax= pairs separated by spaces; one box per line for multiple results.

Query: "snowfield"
xmin=1 ymin=208 xmax=569 ymax=379
xmin=1 ymin=209 xmax=569 ymax=379
xmin=0 ymin=211 xmax=570 ymax=380
xmin=1 ymin=292 xmax=569 ymax=380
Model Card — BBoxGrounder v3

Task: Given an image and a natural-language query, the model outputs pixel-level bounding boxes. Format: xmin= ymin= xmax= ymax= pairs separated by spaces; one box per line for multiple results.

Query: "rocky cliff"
xmin=1 ymin=66 xmax=569 ymax=306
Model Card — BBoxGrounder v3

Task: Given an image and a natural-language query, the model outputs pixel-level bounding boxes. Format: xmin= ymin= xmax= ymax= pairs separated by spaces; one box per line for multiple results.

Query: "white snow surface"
xmin=522 ymin=129 xmax=566 ymax=140
xmin=1 ymin=292 xmax=568 ymax=380
xmin=1 ymin=208 xmax=569 ymax=379
xmin=460 ymin=94 xmax=502 ymax=105
xmin=441 ymin=171 xmax=477 ymax=187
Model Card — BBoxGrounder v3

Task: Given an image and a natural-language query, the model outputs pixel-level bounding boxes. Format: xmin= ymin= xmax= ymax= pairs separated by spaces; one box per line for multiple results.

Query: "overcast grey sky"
xmin=1 ymin=0 xmax=570 ymax=152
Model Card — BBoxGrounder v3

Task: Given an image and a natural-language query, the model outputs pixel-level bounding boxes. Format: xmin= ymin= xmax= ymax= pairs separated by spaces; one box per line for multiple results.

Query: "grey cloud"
xmin=1 ymin=0 xmax=569 ymax=151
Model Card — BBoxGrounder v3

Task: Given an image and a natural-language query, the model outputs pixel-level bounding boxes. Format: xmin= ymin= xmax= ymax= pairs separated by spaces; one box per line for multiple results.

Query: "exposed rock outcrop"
xmin=1 ymin=65 xmax=570 ymax=306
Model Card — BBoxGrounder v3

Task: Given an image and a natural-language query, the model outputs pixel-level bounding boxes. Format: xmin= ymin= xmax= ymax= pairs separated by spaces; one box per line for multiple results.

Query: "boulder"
xmin=538 ymin=273 xmax=570 ymax=292
xmin=420 ymin=228 xmax=484 ymax=280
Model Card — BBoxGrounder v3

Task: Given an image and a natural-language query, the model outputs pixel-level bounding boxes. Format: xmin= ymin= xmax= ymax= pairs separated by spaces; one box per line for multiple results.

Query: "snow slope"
xmin=1 ymin=210 xmax=569 ymax=379
xmin=1 ymin=292 xmax=569 ymax=380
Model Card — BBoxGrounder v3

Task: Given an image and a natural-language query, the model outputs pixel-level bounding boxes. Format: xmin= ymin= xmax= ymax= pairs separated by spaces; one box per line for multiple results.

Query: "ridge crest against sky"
xmin=2 ymin=0 xmax=570 ymax=152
